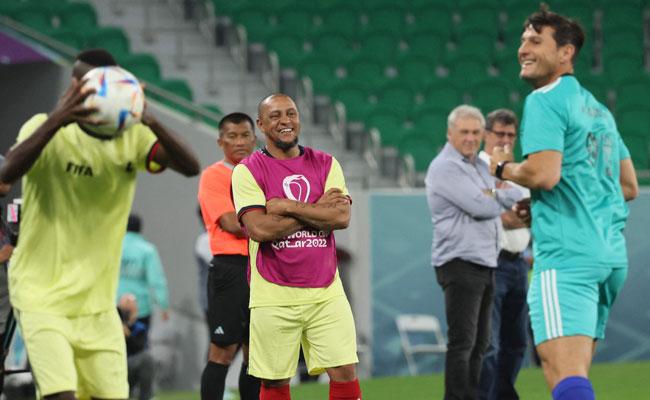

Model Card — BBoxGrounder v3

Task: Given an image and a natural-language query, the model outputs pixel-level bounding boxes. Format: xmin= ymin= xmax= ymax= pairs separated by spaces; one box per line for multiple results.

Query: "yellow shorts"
xmin=249 ymin=295 xmax=358 ymax=379
xmin=16 ymin=308 xmax=128 ymax=399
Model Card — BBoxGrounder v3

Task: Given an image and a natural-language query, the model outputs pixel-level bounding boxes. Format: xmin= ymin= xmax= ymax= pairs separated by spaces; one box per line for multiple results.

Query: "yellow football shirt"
xmin=232 ymin=156 xmax=347 ymax=308
xmin=9 ymin=114 xmax=158 ymax=316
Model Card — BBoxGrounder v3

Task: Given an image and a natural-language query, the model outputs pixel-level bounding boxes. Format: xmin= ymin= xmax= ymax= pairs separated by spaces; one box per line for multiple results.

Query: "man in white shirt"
xmin=477 ymin=109 xmax=531 ymax=400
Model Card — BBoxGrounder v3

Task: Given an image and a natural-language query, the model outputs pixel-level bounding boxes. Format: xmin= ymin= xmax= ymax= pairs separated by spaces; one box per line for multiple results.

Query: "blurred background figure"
xmin=118 ymin=293 xmax=155 ymax=400
xmin=118 ymin=213 xmax=170 ymax=335
xmin=478 ymin=109 xmax=530 ymax=400
xmin=194 ymin=205 xmax=211 ymax=325
xmin=197 ymin=112 xmax=259 ymax=400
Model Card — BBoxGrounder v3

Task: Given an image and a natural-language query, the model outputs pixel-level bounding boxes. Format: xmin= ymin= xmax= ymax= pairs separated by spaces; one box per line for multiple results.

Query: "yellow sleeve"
xmin=16 ymin=114 xmax=48 ymax=144
xmin=14 ymin=114 xmax=50 ymax=176
xmin=324 ymin=157 xmax=349 ymax=197
xmin=232 ymin=163 xmax=266 ymax=218
xmin=126 ymin=123 xmax=159 ymax=171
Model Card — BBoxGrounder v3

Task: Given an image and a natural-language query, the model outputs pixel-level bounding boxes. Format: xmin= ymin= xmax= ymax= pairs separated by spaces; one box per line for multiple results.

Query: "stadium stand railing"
xmin=0 ymin=1 xmax=224 ymax=127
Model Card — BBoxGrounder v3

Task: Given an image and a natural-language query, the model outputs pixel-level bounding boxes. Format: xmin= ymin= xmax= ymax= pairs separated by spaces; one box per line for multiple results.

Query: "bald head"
xmin=257 ymin=93 xmax=294 ymax=116
xmin=256 ymin=93 xmax=301 ymax=156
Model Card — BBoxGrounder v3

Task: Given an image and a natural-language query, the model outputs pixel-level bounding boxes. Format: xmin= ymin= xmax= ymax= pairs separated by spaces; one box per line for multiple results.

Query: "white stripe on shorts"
xmin=541 ymin=269 xmax=563 ymax=340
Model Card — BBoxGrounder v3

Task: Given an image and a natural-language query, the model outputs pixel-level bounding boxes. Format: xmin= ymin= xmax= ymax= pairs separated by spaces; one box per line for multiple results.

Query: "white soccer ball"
xmin=81 ymin=66 xmax=145 ymax=138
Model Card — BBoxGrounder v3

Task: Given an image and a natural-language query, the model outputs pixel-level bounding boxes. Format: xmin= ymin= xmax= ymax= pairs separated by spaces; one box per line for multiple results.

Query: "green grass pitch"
xmin=158 ymin=361 xmax=650 ymax=399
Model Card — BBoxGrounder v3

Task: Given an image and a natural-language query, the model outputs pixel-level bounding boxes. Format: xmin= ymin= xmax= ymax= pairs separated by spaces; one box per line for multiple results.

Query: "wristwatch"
xmin=495 ymin=160 xmax=510 ymax=180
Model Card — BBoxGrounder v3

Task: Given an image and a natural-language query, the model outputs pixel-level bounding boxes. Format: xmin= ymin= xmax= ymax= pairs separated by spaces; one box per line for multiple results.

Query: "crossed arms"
xmin=240 ymin=188 xmax=351 ymax=243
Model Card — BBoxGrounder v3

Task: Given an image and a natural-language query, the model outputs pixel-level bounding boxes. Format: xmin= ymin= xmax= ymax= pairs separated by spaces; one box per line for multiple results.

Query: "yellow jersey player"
xmin=0 ymin=48 xmax=200 ymax=400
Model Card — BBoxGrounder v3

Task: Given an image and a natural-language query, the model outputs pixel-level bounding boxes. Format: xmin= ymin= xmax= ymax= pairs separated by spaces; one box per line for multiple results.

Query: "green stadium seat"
xmin=364 ymin=0 xmax=407 ymax=9
xmin=451 ymin=29 xmax=498 ymax=61
xmin=493 ymin=45 xmax=515 ymax=71
xmin=404 ymin=21 xmax=452 ymax=43
xmin=503 ymin=5 xmax=537 ymax=33
xmin=9 ymin=4 xmax=53 ymax=32
xmin=278 ymin=2 xmax=320 ymax=15
xmin=150 ymin=79 xmax=194 ymax=113
xmin=412 ymin=106 xmax=449 ymax=141
xmin=357 ymin=30 xmax=400 ymax=63
xmin=603 ymin=53 xmax=646 ymax=84
xmin=158 ymin=79 xmax=193 ymax=100
xmin=622 ymin=134 xmax=649 ymax=169
xmin=33 ymin=0 xmax=70 ymax=15
xmin=456 ymin=0 xmax=502 ymax=7
xmin=396 ymin=54 xmax=439 ymax=90
xmin=376 ymin=82 xmax=416 ymax=119
xmin=362 ymin=6 xmax=407 ymax=34
xmin=202 ymin=103 xmax=223 ymax=115
xmin=402 ymin=29 xmax=446 ymax=63
xmin=48 ymin=28 xmax=84 ymax=50
xmin=315 ymin=0 xmax=362 ymax=13
xmin=456 ymin=5 xmax=500 ymax=37
xmin=572 ymin=59 xmax=591 ymax=79
xmin=495 ymin=56 xmax=530 ymax=98
xmin=579 ymin=75 xmax=611 ymax=107
xmin=468 ymin=78 xmax=515 ymax=114
xmin=0 ymin=2 xmax=18 ymax=16
xmin=210 ymin=0 xmax=244 ymax=16
xmin=330 ymin=81 xmax=373 ymax=121
xmin=266 ymin=32 xmax=307 ymax=67
xmin=345 ymin=56 xmax=389 ymax=87
xmin=58 ymin=2 xmax=97 ymax=32
xmin=120 ymin=53 xmax=162 ymax=84
xmin=200 ymin=103 xmax=223 ymax=127
xmin=297 ymin=56 xmax=340 ymax=95
xmin=601 ymin=3 xmax=643 ymax=33
xmin=311 ymin=33 xmax=357 ymax=66
xmin=601 ymin=29 xmax=644 ymax=60
xmin=501 ymin=25 xmax=524 ymax=51
xmin=614 ymin=76 xmax=650 ymax=110
xmin=232 ymin=7 xmax=274 ymax=41
xmin=319 ymin=9 xmax=360 ymax=39
xmin=553 ymin=2 xmax=594 ymax=31
xmin=617 ymin=105 xmax=650 ymax=139
xmin=275 ymin=10 xmax=315 ymax=35
xmin=85 ymin=27 xmax=130 ymax=60
xmin=409 ymin=5 xmax=453 ymax=38
xmin=408 ymin=0 xmax=451 ymax=10
xmin=422 ymin=81 xmax=464 ymax=113
xmin=364 ymin=107 xmax=409 ymax=147
xmin=257 ymin=0 xmax=296 ymax=14
xmin=399 ymin=135 xmax=437 ymax=172
xmin=445 ymin=55 xmax=491 ymax=86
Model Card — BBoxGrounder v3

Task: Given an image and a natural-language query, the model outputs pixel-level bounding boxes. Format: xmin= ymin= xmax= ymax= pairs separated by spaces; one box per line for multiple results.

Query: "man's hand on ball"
xmin=51 ymin=78 xmax=99 ymax=126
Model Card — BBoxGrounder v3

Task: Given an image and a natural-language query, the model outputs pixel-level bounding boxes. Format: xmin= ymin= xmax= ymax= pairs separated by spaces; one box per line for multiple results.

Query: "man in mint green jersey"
xmin=488 ymin=7 xmax=638 ymax=400
xmin=0 ymin=48 xmax=200 ymax=400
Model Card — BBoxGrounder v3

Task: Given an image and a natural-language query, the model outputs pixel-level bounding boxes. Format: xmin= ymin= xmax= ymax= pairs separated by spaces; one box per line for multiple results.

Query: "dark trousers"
xmin=478 ymin=254 xmax=529 ymax=400
xmin=128 ymin=350 xmax=155 ymax=400
xmin=436 ymin=259 xmax=495 ymax=400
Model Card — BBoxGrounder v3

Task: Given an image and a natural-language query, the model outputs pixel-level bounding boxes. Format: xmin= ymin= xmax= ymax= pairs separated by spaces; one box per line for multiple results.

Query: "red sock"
xmin=329 ymin=379 xmax=362 ymax=400
xmin=260 ymin=383 xmax=291 ymax=400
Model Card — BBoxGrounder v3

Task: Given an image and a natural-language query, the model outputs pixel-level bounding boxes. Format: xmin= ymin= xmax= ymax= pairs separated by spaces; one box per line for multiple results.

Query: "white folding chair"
xmin=395 ymin=314 xmax=447 ymax=376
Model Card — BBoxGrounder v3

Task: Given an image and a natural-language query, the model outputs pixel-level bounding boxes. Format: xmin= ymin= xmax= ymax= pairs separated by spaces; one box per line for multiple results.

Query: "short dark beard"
xmin=274 ymin=137 xmax=298 ymax=151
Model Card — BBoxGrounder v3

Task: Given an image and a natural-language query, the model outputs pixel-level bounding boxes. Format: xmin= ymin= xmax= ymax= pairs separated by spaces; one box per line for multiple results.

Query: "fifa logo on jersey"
xmin=282 ymin=174 xmax=311 ymax=202
xmin=66 ymin=161 xmax=94 ymax=177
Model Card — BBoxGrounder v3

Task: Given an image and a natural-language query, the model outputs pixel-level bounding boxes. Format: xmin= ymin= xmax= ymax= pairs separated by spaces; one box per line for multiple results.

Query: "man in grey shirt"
xmin=425 ymin=105 xmax=521 ymax=400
